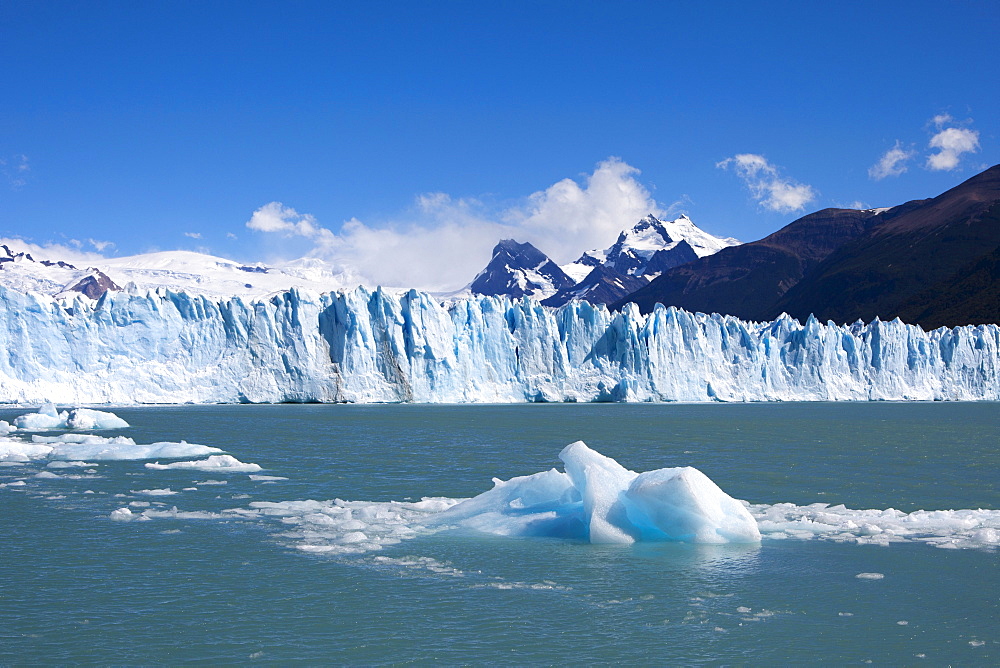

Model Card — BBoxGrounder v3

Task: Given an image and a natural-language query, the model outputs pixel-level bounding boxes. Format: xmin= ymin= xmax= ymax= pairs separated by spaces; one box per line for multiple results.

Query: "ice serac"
xmin=0 ymin=285 xmax=998 ymax=404
xmin=436 ymin=441 xmax=760 ymax=545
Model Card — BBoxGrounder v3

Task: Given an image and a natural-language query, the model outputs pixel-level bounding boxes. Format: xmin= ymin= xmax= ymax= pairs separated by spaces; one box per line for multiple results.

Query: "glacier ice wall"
xmin=0 ymin=285 xmax=997 ymax=404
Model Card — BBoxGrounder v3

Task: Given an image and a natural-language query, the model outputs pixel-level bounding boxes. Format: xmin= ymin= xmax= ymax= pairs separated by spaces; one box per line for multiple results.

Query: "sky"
xmin=1 ymin=0 xmax=997 ymax=290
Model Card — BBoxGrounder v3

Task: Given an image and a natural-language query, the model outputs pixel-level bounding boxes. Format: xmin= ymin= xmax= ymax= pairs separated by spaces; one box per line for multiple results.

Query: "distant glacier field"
xmin=0 ymin=285 xmax=998 ymax=404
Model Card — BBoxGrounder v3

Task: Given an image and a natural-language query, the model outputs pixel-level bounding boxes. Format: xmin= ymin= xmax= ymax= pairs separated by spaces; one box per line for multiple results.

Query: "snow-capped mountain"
xmin=562 ymin=214 xmax=740 ymax=280
xmin=467 ymin=239 xmax=575 ymax=300
xmin=544 ymin=214 xmax=740 ymax=307
xmin=465 ymin=214 xmax=740 ymax=307
xmin=0 ymin=243 xmax=360 ymax=300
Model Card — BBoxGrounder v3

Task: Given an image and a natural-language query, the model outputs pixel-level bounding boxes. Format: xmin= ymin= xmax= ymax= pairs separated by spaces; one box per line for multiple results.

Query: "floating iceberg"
xmin=12 ymin=404 xmax=129 ymax=431
xmin=436 ymin=441 xmax=761 ymax=545
xmin=144 ymin=454 xmax=262 ymax=472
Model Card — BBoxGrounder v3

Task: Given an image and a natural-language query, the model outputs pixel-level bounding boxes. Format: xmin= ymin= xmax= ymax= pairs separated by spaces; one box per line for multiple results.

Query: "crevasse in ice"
xmin=0 ymin=285 xmax=998 ymax=404
xmin=435 ymin=441 xmax=761 ymax=545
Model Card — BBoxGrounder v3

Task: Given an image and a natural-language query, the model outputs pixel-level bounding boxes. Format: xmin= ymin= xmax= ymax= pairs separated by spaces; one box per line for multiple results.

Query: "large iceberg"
xmin=0 ymin=285 xmax=997 ymax=403
xmin=435 ymin=441 xmax=761 ymax=544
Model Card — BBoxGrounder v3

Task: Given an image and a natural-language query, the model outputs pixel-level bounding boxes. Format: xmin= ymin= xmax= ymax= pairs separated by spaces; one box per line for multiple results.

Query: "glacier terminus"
xmin=0 ymin=284 xmax=998 ymax=405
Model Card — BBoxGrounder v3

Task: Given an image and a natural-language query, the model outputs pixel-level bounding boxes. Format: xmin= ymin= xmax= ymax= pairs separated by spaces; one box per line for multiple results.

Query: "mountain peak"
xmin=468 ymin=239 xmax=574 ymax=300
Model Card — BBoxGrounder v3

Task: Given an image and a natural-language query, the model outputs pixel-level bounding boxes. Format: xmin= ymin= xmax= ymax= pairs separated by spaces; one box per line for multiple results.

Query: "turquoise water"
xmin=1 ymin=403 xmax=998 ymax=664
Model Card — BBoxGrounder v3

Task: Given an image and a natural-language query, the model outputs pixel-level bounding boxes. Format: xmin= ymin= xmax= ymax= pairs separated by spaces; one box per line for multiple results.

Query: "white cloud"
xmin=932 ymin=113 xmax=954 ymax=129
xmin=226 ymin=232 xmax=238 ymax=240
xmin=716 ymin=154 xmax=816 ymax=213
xmin=88 ymin=239 xmax=115 ymax=252
xmin=869 ymin=141 xmax=915 ymax=180
xmin=502 ymin=157 xmax=664 ymax=257
xmin=246 ymin=201 xmax=334 ymax=243
xmin=245 ymin=158 xmax=666 ymax=291
xmin=926 ymin=126 xmax=980 ymax=171
xmin=0 ymin=237 xmax=109 ymax=264
xmin=184 ymin=232 xmax=203 ymax=239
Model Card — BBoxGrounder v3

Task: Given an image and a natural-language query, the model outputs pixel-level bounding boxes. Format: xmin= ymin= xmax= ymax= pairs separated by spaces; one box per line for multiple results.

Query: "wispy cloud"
xmin=869 ymin=141 xmax=916 ymax=180
xmin=716 ymin=154 xmax=816 ymax=213
xmin=245 ymin=158 xmax=667 ymax=291
xmin=184 ymin=232 xmax=203 ymax=239
xmin=88 ymin=238 xmax=115 ymax=252
xmin=1 ymin=154 xmax=30 ymax=189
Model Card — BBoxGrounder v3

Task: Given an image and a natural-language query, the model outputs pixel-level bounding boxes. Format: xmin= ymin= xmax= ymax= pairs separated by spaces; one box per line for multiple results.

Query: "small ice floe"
xmin=12 ymin=404 xmax=129 ymax=431
xmin=42 ymin=435 xmax=224 ymax=461
xmin=46 ymin=460 xmax=97 ymax=468
xmin=109 ymin=507 xmax=134 ymax=521
xmin=856 ymin=572 xmax=885 ymax=580
xmin=144 ymin=454 xmax=262 ymax=473
xmin=0 ymin=439 xmax=54 ymax=462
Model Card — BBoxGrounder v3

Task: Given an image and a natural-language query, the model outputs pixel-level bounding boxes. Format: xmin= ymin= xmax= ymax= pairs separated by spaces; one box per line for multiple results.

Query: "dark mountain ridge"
xmin=616 ymin=164 xmax=1000 ymax=329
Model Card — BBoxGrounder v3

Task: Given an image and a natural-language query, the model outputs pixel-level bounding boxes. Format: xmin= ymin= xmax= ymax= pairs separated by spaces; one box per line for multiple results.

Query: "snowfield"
xmin=0 ymin=284 xmax=997 ymax=404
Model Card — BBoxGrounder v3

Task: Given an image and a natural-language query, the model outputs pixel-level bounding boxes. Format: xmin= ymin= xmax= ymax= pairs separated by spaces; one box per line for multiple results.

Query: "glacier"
xmin=0 ymin=284 xmax=998 ymax=404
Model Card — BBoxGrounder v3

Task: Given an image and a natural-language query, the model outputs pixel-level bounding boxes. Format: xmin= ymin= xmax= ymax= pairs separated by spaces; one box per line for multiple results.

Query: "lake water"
xmin=1 ymin=402 xmax=998 ymax=664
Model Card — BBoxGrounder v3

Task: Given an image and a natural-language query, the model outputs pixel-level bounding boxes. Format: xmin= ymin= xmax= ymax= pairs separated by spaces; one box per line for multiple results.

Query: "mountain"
xmin=615 ymin=207 xmax=889 ymax=318
xmin=775 ymin=165 xmax=1000 ymax=328
xmin=467 ymin=214 xmax=739 ymax=307
xmin=67 ymin=269 xmax=121 ymax=299
xmin=541 ymin=264 xmax=648 ymax=307
xmin=562 ymin=214 xmax=737 ymax=280
xmin=467 ymin=239 xmax=575 ymax=300
xmin=618 ymin=164 xmax=1000 ymax=328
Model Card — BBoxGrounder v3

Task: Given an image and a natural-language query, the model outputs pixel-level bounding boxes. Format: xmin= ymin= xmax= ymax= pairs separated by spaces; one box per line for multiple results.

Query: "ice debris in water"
xmin=12 ymin=404 xmax=129 ymax=431
xmin=0 ymin=433 xmax=223 ymax=462
xmin=144 ymin=454 xmax=262 ymax=473
xmin=435 ymin=441 xmax=761 ymax=545
xmin=750 ymin=502 xmax=1000 ymax=550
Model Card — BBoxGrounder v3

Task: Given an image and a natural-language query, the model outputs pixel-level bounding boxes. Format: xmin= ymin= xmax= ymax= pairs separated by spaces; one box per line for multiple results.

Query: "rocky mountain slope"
xmin=619 ymin=165 xmax=1000 ymax=328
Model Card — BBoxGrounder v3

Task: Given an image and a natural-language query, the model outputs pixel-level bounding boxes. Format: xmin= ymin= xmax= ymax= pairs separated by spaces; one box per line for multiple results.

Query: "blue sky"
xmin=1 ymin=1 xmax=997 ymax=289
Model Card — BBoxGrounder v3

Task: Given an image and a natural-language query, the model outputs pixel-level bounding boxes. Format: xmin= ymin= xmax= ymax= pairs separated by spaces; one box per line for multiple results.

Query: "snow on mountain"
xmin=543 ymin=214 xmax=741 ymax=307
xmin=467 ymin=239 xmax=575 ymax=300
xmin=463 ymin=215 xmax=741 ymax=307
xmin=561 ymin=214 xmax=740 ymax=281
xmin=0 ymin=283 xmax=996 ymax=405
xmin=0 ymin=243 xmax=361 ymax=300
